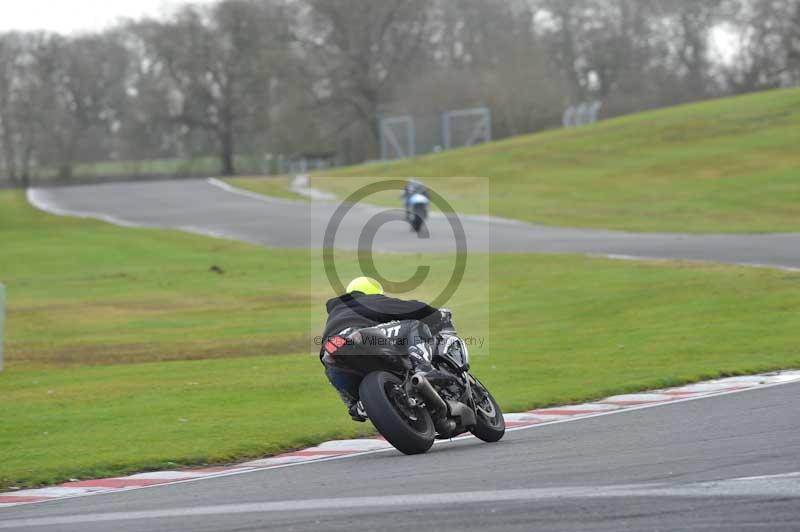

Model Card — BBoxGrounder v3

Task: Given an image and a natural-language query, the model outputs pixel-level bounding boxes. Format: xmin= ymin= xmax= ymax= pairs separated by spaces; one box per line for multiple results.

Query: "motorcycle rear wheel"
xmin=359 ymin=371 xmax=435 ymax=455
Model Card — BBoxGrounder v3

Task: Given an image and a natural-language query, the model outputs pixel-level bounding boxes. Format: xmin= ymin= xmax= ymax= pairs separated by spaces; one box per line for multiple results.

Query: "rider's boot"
xmin=336 ymin=389 xmax=367 ymax=422
xmin=408 ymin=344 xmax=453 ymax=384
xmin=348 ymin=401 xmax=368 ymax=422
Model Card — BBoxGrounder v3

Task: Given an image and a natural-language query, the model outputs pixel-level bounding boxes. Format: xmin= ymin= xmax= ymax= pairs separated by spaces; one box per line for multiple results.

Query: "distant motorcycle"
xmin=406 ymin=192 xmax=430 ymax=233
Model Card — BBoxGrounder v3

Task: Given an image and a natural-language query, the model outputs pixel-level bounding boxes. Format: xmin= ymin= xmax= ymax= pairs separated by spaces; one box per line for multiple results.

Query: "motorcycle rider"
xmin=401 ymin=179 xmax=430 ymax=231
xmin=402 ymin=179 xmax=429 ymax=210
xmin=320 ymin=276 xmax=450 ymax=422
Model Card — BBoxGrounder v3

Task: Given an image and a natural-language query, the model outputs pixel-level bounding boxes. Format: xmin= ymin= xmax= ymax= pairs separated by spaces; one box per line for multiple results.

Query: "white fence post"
xmin=0 ymin=283 xmax=5 ymax=372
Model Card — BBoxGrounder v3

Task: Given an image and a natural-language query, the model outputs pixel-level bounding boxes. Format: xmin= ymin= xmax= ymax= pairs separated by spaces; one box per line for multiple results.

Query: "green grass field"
xmin=2 ymin=189 xmax=800 ymax=489
xmin=32 ymin=156 xmax=270 ymax=183
xmin=0 ymin=193 xmax=310 ymax=366
xmin=271 ymin=88 xmax=800 ymax=234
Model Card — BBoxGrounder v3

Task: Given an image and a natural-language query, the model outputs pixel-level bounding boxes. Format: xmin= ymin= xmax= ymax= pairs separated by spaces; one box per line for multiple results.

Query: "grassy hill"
xmin=300 ymin=88 xmax=800 ymax=233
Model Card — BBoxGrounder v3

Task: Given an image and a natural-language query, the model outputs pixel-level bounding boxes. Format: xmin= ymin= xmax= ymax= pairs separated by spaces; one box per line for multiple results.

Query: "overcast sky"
xmin=0 ymin=0 xmax=212 ymax=34
xmin=0 ymin=0 xmax=738 ymax=62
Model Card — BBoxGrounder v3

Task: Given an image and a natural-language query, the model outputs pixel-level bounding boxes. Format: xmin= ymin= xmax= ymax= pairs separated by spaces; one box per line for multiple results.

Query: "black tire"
xmin=359 ymin=371 xmax=435 ymax=455
xmin=469 ymin=379 xmax=505 ymax=443
xmin=411 ymin=205 xmax=426 ymax=232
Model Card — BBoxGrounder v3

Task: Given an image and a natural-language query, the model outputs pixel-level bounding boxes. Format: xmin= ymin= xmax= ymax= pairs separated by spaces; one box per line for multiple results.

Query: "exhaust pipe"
xmin=410 ymin=373 xmax=447 ymax=416
xmin=411 ymin=373 xmax=455 ymax=437
xmin=410 ymin=373 xmax=478 ymax=434
xmin=445 ymin=400 xmax=477 ymax=428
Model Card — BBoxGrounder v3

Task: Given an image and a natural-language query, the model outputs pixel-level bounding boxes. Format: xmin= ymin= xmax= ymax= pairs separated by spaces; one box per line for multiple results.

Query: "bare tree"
xmin=394 ymin=0 xmax=567 ymax=136
xmin=136 ymin=0 xmax=290 ymax=176
xmin=2 ymin=0 xmax=797 ymax=182
xmin=21 ymin=33 xmax=130 ymax=180
xmin=0 ymin=34 xmax=22 ymax=184
xmin=721 ymin=0 xmax=800 ymax=92
xmin=302 ymin=0 xmax=432 ymax=159
xmin=661 ymin=0 xmax=726 ymax=99
xmin=0 ymin=33 xmax=44 ymax=186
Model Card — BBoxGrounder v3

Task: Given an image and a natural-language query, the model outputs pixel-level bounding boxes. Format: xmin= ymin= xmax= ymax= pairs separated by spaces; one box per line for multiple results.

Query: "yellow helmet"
xmin=346 ymin=276 xmax=384 ymax=295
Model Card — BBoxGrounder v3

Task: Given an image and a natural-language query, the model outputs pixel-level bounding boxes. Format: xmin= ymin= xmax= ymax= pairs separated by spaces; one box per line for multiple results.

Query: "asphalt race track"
xmin=8 ymin=179 xmax=799 ymax=531
xmin=27 ymin=179 xmax=800 ymax=269
xmin=1 ymin=382 xmax=799 ymax=531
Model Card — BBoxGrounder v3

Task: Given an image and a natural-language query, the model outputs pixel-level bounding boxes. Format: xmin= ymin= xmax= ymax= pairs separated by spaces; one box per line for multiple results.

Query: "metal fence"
xmin=562 ymin=101 xmax=603 ymax=128
xmin=379 ymin=115 xmax=417 ymax=159
xmin=379 ymin=106 xmax=492 ymax=161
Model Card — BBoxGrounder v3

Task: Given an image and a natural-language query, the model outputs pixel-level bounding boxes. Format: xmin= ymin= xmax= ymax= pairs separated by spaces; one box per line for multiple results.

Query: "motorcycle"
xmin=405 ymin=192 xmax=430 ymax=233
xmin=325 ymin=316 xmax=505 ymax=455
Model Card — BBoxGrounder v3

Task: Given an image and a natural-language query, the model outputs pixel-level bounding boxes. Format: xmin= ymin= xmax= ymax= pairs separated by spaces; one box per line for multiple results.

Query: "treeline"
xmin=1 ymin=0 xmax=799 ymax=185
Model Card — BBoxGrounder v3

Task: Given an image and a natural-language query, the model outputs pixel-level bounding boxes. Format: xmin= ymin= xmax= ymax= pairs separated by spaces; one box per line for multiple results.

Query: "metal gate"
xmin=379 ymin=107 xmax=492 ymax=161
xmin=379 ymin=115 xmax=416 ymax=160
xmin=442 ymin=107 xmax=492 ymax=150
xmin=562 ymin=101 xmax=603 ymax=128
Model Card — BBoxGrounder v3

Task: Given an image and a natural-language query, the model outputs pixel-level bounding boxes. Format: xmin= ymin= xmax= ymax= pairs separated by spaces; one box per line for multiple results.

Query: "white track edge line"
xmin=206 ymin=177 xmax=304 ymax=205
xmin=6 ymin=373 xmax=798 ymax=510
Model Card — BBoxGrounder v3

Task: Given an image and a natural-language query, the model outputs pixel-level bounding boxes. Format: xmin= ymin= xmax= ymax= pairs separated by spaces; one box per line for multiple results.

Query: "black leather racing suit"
xmin=320 ymin=292 xmax=446 ymax=409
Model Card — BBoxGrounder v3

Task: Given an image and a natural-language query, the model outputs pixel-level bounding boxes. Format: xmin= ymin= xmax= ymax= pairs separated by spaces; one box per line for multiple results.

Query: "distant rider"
xmin=319 ymin=276 xmax=450 ymax=421
xmin=402 ymin=178 xmax=429 ymax=211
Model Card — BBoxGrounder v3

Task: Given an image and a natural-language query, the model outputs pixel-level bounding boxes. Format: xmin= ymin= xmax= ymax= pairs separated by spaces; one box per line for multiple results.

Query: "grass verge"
xmin=32 ymin=156 xmax=268 ymax=183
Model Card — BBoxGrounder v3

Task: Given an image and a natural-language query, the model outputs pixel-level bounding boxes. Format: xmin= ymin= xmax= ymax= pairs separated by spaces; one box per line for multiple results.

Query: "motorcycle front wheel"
xmin=468 ymin=377 xmax=506 ymax=443
xmin=410 ymin=205 xmax=427 ymax=232
xmin=359 ymin=371 xmax=435 ymax=455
